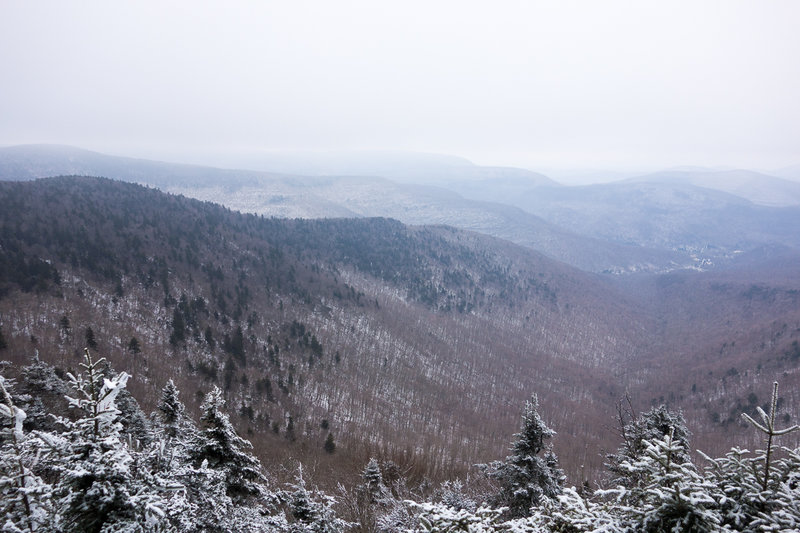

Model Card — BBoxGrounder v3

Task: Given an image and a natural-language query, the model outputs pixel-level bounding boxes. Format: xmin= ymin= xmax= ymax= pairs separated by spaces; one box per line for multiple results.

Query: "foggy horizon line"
xmin=3 ymin=141 xmax=799 ymax=186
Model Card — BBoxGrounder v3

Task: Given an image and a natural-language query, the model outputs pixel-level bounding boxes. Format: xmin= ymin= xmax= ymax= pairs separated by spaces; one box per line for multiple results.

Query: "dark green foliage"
xmin=223 ymin=358 xmax=236 ymax=391
xmin=255 ymin=376 xmax=274 ymax=402
xmin=310 ymin=335 xmax=323 ymax=357
xmin=169 ymin=307 xmax=185 ymax=346
xmin=786 ymin=340 xmax=800 ymax=361
xmin=0 ymin=326 xmax=6 ymax=350
xmin=224 ymin=325 xmax=246 ymax=365
xmin=190 ymin=386 xmax=269 ymax=502
xmin=323 ymin=432 xmax=336 ymax=454
xmin=204 ymin=325 xmax=215 ymax=348
xmin=195 ymin=360 xmax=218 ymax=381
xmin=84 ymin=327 xmax=97 ymax=349
xmin=286 ymin=415 xmax=296 ymax=442
xmin=0 ymin=245 xmax=61 ymax=297
xmin=127 ymin=336 xmax=140 ymax=353
xmin=59 ymin=315 xmax=71 ymax=334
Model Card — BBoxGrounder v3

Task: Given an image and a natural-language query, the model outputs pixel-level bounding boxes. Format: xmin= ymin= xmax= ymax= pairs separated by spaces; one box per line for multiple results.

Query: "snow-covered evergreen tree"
xmin=603 ymin=428 xmax=723 ymax=532
xmin=48 ymin=349 xmax=168 ymax=533
xmin=148 ymin=379 xmax=198 ymax=474
xmin=148 ymin=381 xmax=285 ymax=532
xmin=437 ymin=479 xmax=478 ymax=513
xmin=700 ymin=446 xmax=768 ymax=531
xmin=362 ymin=457 xmax=388 ymax=503
xmin=526 ymin=486 xmax=622 ymax=533
xmin=283 ymin=465 xmax=352 ymax=532
xmin=606 ymin=404 xmax=691 ymax=493
xmin=157 ymin=380 xmax=186 ymax=440
xmin=751 ymin=445 xmax=800 ymax=531
xmin=483 ymin=394 xmax=563 ymax=518
xmin=741 ymin=381 xmax=800 ymax=491
xmin=701 ymin=444 xmax=800 ymax=531
xmin=0 ymin=375 xmax=53 ymax=533
xmin=189 ymin=386 xmax=270 ymax=503
xmin=15 ymin=354 xmax=71 ymax=434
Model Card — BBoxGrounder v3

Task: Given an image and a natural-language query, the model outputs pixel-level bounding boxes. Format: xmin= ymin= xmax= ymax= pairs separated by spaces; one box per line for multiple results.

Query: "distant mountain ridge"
xmin=2 ymin=144 xmax=799 ymax=276
xmin=0 ymin=144 xmax=684 ymax=274
xmin=0 ymin=143 xmax=287 ymax=188
xmin=627 ymin=168 xmax=800 ymax=207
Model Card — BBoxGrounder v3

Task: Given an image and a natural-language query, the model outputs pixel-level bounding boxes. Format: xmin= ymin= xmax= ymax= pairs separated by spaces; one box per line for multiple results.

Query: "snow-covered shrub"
xmin=409 ymin=501 xmax=507 ymax=532
xmin=525 ymin=486 xmax=621 ymax=533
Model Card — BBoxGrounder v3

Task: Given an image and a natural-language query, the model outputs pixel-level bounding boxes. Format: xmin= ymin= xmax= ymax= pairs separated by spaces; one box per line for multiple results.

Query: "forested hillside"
xmin=1 ymin=176 xmax=800 ymax=531
xmin=0 ymin=176 xmax=655 ymax=486
xmin=1 ymin=175 xmax=799 ymax=484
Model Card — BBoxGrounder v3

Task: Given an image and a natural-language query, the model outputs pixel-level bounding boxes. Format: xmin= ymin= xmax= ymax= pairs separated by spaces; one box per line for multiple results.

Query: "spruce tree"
xmin=484 ymin=394 xmax=563 ymax=518
xmin=157 ymin=379 xmax=188 ymax=440
xmin=608 ymin=429 xmax=724 ymax=532
xmin=84 ymin=327 xmax=97 ymax=350
xmin=50 ymin=349 xmax=165 ymax=533
xmin=127 ymin=337 xmax=140 ymax=354
xmin=607 ymin=404 xmax=691 ymax=490
xmin=169 ymin=309 xmax=185 ymax=346
xmin=17 ymin=355 xmax=72 ymax=434
xmin=284 ymin=466 xmax=350 ymax=532
xmin=741 ymin=381 xmax=800 ymax=490
xmin=189 ymin=386 xmax=269 ymax=503
xmin=362 ymin=458 xmax=386 ymax=501
xmin=323 ymin=432 xmax=336 ymax=454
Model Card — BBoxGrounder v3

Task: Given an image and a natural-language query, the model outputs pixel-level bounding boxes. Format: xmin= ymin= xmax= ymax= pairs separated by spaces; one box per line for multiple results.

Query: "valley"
xmin=1 ymin=158 xmax=799 ymax=491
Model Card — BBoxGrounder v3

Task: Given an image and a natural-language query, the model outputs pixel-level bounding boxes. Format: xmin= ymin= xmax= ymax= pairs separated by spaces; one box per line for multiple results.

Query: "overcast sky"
xmin=1 ymin=1 xmax=799 ymax=174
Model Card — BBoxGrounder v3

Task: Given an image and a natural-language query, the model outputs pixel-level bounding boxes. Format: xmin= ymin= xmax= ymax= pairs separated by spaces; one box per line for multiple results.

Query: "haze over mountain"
xmin=0 ymin=144 xmax=686 ymax=274
xmin=489 ymin=181 xmax=800 ymax=258
xmin=627 ymin=169 xmax=800 ymax=207
xmin=773 ymin=164 xmax=800 ymax=182
xmin=4 ymin=144 xmax=800 ymax=276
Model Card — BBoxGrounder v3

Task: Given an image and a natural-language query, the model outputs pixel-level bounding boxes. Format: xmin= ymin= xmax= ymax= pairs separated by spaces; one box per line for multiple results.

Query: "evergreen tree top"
xmin=158 ymin=378 xmax=185 ymax=426
xmin=510 ymin=394 xmax=555 ymax=459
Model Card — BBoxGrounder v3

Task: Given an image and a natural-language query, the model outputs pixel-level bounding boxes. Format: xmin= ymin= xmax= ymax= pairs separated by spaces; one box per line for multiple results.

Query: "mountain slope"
xmin=1 ymin=175 xmax=799 ymax=486
xmin=0 ymin=176 xmax=653 ymax=483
